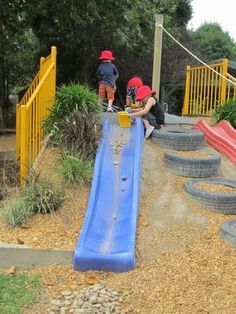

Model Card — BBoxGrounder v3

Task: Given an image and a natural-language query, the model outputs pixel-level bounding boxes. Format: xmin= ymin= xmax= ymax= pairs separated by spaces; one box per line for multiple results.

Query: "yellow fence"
xmin=16 ymin=46 xmax=57 ymax=183
xmin=182 ymin=59 xmax=236 ymax=115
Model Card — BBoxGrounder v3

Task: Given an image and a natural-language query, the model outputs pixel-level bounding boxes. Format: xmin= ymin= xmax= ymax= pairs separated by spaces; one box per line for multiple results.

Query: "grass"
xmin=22 ymin=175 xmax=64 ymax=214
xmin=0 ymin=273 xmax=41 ymax=313
xmin=60 ymin=150 xmax=93 ymax=185
xmin=0 ymin=197 xmax=33 ymax=228
xmin=0 ymin=173 xmax=64 ymax=228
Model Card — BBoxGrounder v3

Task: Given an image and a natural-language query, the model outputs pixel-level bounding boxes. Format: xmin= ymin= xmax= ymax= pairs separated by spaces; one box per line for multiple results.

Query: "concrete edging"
xmin=0 ymin=242 xmax=73 ymax=269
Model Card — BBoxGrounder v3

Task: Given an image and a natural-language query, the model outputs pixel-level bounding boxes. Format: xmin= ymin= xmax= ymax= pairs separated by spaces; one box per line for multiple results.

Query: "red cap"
xmin=99 ymin=50 xmax=115 ymax=60
xmin=127 ymin=77 xmax=143 ymax=89
xmin=136 ymin=85 xmax=156 ymax=101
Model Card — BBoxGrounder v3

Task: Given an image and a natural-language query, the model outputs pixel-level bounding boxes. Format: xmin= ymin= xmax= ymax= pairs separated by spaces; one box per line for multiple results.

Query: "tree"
xmin=0 ymin=0 xmax=193 ymax=124
xmin=24 ymin=0 xmax=193 ymax=86
xmin=192 ymin=22 xmax=236 ymax=62
xmin=0 ymin=1 xmax=39 ymax=127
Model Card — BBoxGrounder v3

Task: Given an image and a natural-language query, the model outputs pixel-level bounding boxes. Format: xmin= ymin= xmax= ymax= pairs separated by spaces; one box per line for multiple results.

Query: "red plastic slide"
xmin=194 ymin=120 xmax=236 ymax=165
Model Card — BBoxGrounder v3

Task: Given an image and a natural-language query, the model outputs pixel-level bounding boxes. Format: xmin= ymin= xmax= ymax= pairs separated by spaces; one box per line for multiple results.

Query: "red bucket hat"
xmin=136 ymin=85 xmax=156 ymax=101
xmin=99 ymin=50 xmax=115 ymax=60
xmin=127 ymin=77 xmax=143 ymax=89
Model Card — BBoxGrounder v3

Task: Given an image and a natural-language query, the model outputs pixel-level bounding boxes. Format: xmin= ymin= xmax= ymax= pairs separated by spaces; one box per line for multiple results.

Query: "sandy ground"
xmin=0 ymin=134 xmax=16 ymax=152
xmin=106 ymin=140 xmax=236 ymax=313
xmin=1 ymin=133 xmax=236 ymax=313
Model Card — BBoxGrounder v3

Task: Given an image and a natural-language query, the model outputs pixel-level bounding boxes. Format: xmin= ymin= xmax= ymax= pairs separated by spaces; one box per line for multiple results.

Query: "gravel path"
xmin=47 ymin=284 xmax=126 ymax=314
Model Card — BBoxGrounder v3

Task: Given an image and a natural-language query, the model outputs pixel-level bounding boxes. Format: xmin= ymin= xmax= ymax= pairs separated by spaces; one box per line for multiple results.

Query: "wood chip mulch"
xmin=1 ymin=141 xmax=236 ymax=314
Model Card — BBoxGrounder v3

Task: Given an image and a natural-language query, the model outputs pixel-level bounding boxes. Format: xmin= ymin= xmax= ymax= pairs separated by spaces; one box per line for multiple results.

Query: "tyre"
xmin=184 ymin=178 xmax=236 ymax=214
xmin=164 ymin=151 xmax=221 ymax=177
xmin=219 ymin=221 xmax=236 ymax=248
xmin=152 ymin=127 xmax=205 ymax=150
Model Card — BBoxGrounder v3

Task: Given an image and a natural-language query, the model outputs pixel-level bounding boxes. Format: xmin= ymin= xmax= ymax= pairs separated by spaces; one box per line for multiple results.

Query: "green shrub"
xmin=58 ymin=111 xmax=102 ymax=158
xmin=60 ymin=150 xmax=93 ymax=185
xmin=212 ymin=98 xmax=236 ymax=128
xmin=22 ymin=174 xmax=64 ymax=214
xmin=44 ymin=83 xmax=102 ymax=134
xmin=1 ymin=197 xmax=33 ymax=228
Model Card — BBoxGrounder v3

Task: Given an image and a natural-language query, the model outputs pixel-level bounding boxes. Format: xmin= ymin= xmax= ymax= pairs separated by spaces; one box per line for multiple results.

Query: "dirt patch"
xmin=176 ymin=151 xmax=213 ymax=158
xmin=0 ymin=134 xmax=16 ymax=152
xmin=196 ymin=182 xmax=236 ymax=193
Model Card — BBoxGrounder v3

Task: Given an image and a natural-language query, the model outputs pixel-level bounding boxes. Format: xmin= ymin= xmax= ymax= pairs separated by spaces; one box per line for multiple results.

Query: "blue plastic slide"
xmin=73 ymin=116 xmax=144 ymax=272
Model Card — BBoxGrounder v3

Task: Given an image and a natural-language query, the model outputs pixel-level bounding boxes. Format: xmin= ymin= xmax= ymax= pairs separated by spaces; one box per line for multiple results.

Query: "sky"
xmin=188 ymin=0 xmax=236 ymax=42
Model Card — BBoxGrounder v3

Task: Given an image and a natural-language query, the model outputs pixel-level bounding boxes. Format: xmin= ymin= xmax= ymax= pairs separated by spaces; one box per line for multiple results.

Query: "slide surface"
xmin=194 ymin=120 xmax=236 ymax=165
xmin=73 ymin=117 xmax=144 ymax=272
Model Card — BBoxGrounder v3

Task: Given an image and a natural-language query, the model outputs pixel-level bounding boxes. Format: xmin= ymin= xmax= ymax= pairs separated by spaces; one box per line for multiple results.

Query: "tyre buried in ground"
xmin=164 ymin=151 xmax=221 ymax=178
xmin=152 ymin=127 xmax=205 ymax=151
xmin=184 ymin=178 xmax=236 ymax=214
xmin=219 ymin=220 xmax=236 ymax=248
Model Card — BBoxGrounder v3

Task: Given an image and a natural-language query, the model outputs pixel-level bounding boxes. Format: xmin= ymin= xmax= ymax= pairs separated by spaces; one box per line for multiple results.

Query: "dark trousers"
xmin=143 ymin=112 xmax=163 ymax=129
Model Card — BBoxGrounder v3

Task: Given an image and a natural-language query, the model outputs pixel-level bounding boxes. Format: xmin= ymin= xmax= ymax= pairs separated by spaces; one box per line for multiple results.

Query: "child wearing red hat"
xmin=126 ymin=76 xmax=143 ymax=108
xmin=97 ymin=50 xmax=119 ymax=113
xmin=128 ymin=85 xmax=165 ymax=139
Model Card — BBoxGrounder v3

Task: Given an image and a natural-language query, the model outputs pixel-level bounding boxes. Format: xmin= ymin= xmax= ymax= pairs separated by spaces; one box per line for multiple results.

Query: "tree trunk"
xmin=0 ymin=60 xmax=7 ymax=128
xmin=0 ymin=67 xmax=5 ymax=128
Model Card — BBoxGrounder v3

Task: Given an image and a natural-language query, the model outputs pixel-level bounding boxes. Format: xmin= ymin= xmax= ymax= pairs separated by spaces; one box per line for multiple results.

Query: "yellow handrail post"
xmin=20 ymin=105 xmax=28 ymax=184
xmin=40 ymin=56 xmax=45 ymax=80
xmin=182 ymin=65 xmax=190 ymax=115
xmin=221 ymin=58 xmax=228 ymax=103
xmin=16 ymin=103 xmax=21 ymax=159
xmin=51 ymin=46 xmax=57 ymax=101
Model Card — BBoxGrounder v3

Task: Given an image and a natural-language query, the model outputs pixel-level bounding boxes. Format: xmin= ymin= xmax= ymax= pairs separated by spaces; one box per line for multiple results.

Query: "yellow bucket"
xmin=118 ymin=111 xmax=131 ymax=128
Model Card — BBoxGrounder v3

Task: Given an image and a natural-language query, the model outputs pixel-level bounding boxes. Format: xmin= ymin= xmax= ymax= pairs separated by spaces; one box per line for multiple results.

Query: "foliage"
xmin=23 ymin=0 xmax=192 ymax=85
xmin=22 ymin=173 xmax=64 ymax=214
xmin=192 ymin=23 xmax=236 ymax=61
xmin=212 ymin=98 xmax=236 ymax=128
xmin=0 ymin=1 xmax=40 ymax=127
xmin=57 ymin=111 xmax=102 ymax=158
xmin=0 ymin=197 xmax=33 ymax=228
xmin=0 ymin=273 xmax=41 ymax=313
xmin=0 ymin=0 xmax=194 ymax=123
xmin=0 ymin=160 xmax=20 ymax=187
xmin=0 ymin=172 xmax=64 ymax=227
xmin=0 ymin=0 xmax=194 ymax=124
xmin=44 ymin=83 xmax=101 ymax=134
xmin=60 ymin=150 xmax=93 ymax=185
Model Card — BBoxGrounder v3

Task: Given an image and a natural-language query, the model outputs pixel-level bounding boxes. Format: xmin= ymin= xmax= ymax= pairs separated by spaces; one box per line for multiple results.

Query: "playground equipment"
xmin=194 ymin=120 xmax=236 ymax=165
xmin=182 ymin=59 xmax=236 ymax=116
xmin=73 ymin=116 xmax=144 ymax=272
xmin=16 ymin=47 xmax=57 ymax=184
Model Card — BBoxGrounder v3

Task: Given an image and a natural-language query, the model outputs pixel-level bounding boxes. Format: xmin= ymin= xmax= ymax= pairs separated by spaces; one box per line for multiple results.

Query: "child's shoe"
xmin=145 ymin=125 xmax=155 ymax=139
xmin=107 ymin=106 xmax=113 ymax=113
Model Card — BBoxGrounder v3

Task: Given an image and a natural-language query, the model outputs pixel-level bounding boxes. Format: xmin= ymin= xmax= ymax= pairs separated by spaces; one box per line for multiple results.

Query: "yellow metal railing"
xmin=182 ymin=59 xmax=236 ymax=115
xmin=16 ymin=46 xmax=57 ymax=183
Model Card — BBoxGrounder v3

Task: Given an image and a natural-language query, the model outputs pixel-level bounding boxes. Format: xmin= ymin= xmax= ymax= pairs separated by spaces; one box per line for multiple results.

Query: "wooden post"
xmin=152 ymin=15 xmax=163 ymax=101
